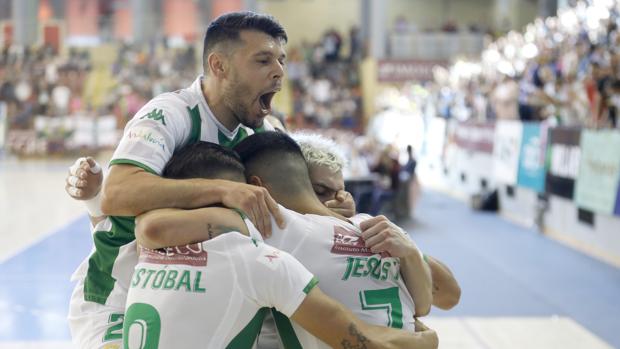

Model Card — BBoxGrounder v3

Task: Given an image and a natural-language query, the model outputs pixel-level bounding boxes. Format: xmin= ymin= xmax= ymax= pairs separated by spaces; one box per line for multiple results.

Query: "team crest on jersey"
xmin=331 ymin=226 xmax=374 ymax=256
xmin=140 ymin=243 xmax=208 ymax=266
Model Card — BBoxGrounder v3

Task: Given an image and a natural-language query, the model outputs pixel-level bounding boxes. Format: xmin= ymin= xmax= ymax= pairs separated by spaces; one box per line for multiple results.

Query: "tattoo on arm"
xmin=340 ymin=324 xmax=369 ymax=349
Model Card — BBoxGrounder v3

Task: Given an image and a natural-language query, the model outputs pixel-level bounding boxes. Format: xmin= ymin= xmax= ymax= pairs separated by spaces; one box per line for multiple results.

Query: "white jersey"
xmin=70 ymin=76 xmax=273 ymax=348
xmin=249 ymin=206 xmax=417 ymax=348
xmin=111 ymin=75 xmax=273 ymax=175
xmin=123 ymin=232 xmax=316 ymax=349
xmin=75 ymin=76 xmax=274 ymax=308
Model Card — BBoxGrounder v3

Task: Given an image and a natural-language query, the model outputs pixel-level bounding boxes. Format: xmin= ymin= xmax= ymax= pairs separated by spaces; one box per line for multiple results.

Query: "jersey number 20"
xmin=123 ymin=303 xmax=161 ymax=349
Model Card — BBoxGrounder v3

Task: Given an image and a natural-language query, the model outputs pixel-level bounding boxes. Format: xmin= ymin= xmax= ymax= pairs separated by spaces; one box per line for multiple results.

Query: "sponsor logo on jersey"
xmin=127 ymin=126 xmax=166 ymax=151
xmin=331 ymin=226 xmax=374 ymax=256
xmin=140 ymin=108 xmax=167 ymax=125
xmin=140 ymin=243 xmax=208 ymax=267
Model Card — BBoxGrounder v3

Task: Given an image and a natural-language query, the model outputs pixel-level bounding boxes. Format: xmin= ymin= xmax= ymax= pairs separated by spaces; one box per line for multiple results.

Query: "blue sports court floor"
xmin=1 ymin=159 xmax=619 ymax=348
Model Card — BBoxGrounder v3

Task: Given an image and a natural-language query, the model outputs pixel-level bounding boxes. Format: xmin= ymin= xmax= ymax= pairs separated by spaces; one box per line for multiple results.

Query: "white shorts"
xmin=68 ymin=279 xmax=125 ymax=349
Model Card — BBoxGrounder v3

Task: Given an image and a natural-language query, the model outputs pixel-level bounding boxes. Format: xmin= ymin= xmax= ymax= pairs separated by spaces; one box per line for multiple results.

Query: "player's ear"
xmin=207 ymin=52 xmax=228 ymax=78
xmin=248 ymin=175 xmax=264 ymax=187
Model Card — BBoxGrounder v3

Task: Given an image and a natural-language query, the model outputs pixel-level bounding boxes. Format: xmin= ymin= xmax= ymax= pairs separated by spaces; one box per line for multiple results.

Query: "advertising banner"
xmin=493 ymin=120 xmax=523 ymax=185
xmin=615 ymin=185 xmax=620 ymax=216
xmin=517 ymin=123 xmax=547 ymax=193
xmin=0 ymin=102 xmax=6 ymax=151
xmin=377 ymin=60 xmax=448 ymax=82
xmin=574 ymin=130 xmax=620 ymax=215
xmin=453 ymin=121 xmax=495 ymax=154
xmin=545 ymin=127 xmax=581 ymax=199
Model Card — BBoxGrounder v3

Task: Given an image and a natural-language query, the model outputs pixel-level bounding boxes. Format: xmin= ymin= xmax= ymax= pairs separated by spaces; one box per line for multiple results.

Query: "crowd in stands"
xmin=431 ymin=0 xmax=620 ymax=128
xmin=0 ymin=41 xmax=197 ymax=134
xmin=287 ymin=28 xmax=364 ymax=130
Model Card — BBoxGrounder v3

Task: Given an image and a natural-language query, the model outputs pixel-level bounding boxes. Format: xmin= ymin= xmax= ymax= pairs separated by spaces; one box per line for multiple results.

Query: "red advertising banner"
xmin=453 ymin=121 xmax=495 ymax=154
xmin=377 ymin=60 xmax=448 ymax=82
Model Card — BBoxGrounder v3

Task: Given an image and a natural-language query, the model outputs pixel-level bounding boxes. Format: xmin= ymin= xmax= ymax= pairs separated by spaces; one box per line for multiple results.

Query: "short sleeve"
xmin=110 ymin=95 xmax=192 ymax=175
xmin=241 ymin=242 xmax=317 ymax=318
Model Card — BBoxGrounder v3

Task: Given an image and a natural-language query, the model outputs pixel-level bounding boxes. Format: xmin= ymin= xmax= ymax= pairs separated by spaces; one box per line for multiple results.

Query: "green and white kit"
xmin=68 ymin=75 xmax=272 ymax=349
xmin=123 ymin=232 xmax=316 ymax=349
xmin=251 ymin=206 xmax=418 ymax=349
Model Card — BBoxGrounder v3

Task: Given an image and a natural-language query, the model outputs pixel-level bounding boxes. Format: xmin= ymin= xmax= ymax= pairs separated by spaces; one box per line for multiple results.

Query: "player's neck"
xmin=201 ymin=78 xmax=239 ymax=131
xmin=285 ymin=194 xmax=350 ymax=223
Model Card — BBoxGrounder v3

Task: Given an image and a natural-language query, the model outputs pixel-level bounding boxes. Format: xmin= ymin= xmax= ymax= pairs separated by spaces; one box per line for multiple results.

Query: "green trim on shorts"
xmin=226 ymin=308 xmax=269 ymax=349
xmin=84 ymin=216 xmax=136 ymax=304
xmin=109 ymin=159 xmax=157 ymax=175
xmin=272 ymin=309 xmax=303 ymax=349
xmin=187 ymin=105 xmax=202 ymax=144
xmin=303 ymin=276 xmax=319 ymax=295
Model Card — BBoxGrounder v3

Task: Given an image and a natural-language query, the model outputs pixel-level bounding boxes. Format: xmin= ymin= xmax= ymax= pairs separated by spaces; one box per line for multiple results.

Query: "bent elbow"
xmin=433 ymin=284 xmax=462 ymax=310
xmin=134 ymin=215 xmax=161 ymax=249
xmin=415 ymin=302 xmax=432 ymax=317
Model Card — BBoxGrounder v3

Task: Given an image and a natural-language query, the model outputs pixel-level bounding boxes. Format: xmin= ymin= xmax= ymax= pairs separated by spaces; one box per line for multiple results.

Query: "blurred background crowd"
xmin=1 ymin=0 xmax=620 ymax=222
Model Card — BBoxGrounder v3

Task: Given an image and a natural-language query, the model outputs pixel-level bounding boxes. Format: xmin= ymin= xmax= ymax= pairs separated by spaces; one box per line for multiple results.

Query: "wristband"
xmin=85 ymin=190 xmax=104 ymax=217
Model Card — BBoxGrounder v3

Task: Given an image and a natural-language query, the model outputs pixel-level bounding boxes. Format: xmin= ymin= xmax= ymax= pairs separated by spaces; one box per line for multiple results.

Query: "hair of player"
xmin=290 ymin=132 xmax=347 ymax=173
xmin=233 ymin=131 xmax=315 ymax=198
xmin=163 ymin=141 xmax=245 ymax=180
xmin=202 ymin=11 xmax=287 ymax=73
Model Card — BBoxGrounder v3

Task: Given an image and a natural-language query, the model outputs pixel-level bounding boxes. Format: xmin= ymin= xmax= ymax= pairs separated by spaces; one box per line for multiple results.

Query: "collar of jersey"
xmin=193 ymin=75 xmax=244 ymax=140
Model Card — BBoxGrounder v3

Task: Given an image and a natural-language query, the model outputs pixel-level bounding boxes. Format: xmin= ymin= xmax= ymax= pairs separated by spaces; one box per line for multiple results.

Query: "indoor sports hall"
xmin=1 ymin=1 xmax=620 ymax=348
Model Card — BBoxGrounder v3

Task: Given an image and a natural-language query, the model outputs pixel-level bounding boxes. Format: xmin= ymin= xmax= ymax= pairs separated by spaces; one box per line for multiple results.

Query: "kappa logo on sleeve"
xmin=140 ymin=108 xmax=167 ymax=125
xmin=331 ymin=226 xmax=374 ymax=256
xmin=140 ymin=243 xmax=208 ymax=266
xmin=257 ymin=249 xmax=282 ymax=270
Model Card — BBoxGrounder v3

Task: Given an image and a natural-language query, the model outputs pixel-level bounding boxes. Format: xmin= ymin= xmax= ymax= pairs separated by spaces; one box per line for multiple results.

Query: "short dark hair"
xmin=234 ymin=131 xmax=304 ymax=165
xmin=234 ymin=132 xmax=312 ymax=198
xmin=163 ymin=141 xmax=245 ymax=180
xmin=202 ymin=11 xmax=287 ymax=70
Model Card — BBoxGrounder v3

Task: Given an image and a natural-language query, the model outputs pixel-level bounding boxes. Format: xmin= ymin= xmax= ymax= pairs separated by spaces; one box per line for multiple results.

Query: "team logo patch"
xmin=140 ymin=243 xmax=208 ymax=266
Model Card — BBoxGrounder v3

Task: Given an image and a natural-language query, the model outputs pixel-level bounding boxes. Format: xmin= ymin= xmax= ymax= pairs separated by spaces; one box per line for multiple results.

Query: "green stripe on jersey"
xmin=253 ymin=124 xmax=267 ymax=133
xmin=84 ymin=216 xmax=136 ymax=304
xmin=109 ymin=159 xmax=157 ymax=175
xmin=218 ymin=127 xmax=248 ymax=149
xmin=303 ymin=276 xmax=319 ymax=294
xmin=226 ymin=308 xmax=268 ymax=349
xmin=187 ymin=105 xmax=202 ymax=144
xmin=272 ymin=309 xmax=303 ymax=349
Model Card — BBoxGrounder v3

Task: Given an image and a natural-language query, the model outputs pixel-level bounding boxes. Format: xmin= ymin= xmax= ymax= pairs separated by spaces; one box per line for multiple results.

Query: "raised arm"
xmin=292 ymin=287 xmax=438 ymax=349
xmin=135 ymin=206 xmax=249 ymax=249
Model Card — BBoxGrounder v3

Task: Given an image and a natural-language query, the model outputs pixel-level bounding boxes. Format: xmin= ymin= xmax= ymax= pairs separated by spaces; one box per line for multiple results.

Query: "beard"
xmin=222 ymin=72 xmax=264 ymax=129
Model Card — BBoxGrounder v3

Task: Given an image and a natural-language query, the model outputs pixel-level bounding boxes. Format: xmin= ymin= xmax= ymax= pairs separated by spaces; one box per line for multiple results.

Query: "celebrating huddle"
xmin=65 ymin=11 xmax=459 ymax=349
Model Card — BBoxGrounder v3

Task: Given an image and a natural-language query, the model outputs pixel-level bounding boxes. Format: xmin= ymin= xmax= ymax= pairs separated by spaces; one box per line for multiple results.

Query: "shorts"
xmin=68 ymin=279 xmax=125 ymax=349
